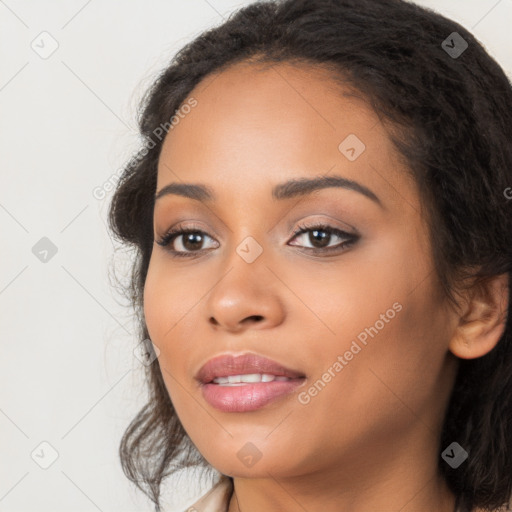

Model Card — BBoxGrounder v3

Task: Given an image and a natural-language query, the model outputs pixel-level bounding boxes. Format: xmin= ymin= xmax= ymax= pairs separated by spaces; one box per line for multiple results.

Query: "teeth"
xmin=212 ymin=373 xmax=292 ymax=385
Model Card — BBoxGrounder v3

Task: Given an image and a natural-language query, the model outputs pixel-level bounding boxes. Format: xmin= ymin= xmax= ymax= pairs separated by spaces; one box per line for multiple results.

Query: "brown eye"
xmin=156 ymin=224 xmax=219 ymax=257
xmin=289 ymin=223 xmax=358 ymax=253
xmin=156 ymin=222 xmax=358 ymax=259
xmin=177 ymin=231 xmax=206 ymax=251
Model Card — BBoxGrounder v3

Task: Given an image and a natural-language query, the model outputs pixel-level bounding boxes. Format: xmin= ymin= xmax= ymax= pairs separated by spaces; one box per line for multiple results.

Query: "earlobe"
xmin=449 ymin=273 xmax=509 ymax=360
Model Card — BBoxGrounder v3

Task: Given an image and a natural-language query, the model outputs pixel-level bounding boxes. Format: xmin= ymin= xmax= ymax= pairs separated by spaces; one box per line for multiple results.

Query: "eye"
xmin=155 ymin=223 xmax=218 ymax=258
xmin=155 ymin=221 xmax=359 ymax=258
xmin=288 ymin=222 xmax=358 ymax=254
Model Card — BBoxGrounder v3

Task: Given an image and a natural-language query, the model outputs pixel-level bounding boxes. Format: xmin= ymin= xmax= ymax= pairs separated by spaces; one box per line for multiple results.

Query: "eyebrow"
xmin=154 ymin=175 xmax=382 ymax=207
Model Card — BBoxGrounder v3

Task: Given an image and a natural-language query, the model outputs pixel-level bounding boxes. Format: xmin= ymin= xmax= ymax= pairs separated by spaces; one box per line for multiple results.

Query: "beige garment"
xmin=183 ymin=475 xmax=233 ymax=512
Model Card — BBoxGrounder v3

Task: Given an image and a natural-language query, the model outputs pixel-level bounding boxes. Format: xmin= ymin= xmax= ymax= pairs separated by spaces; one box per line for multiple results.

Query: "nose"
xmin=205 ymin=252 xmax=286 ymax=333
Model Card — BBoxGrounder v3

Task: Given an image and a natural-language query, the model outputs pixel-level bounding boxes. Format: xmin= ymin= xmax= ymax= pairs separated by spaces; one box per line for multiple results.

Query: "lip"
xmin=196 ymin=352 xmax=306 ymax=413
xmin=195 ymin=352 xmax=306 ymax=384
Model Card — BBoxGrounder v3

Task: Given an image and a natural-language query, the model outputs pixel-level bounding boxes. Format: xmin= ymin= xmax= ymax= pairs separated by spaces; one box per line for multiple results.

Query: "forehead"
xmin=156 ymin=61 xmax=417 ymax=211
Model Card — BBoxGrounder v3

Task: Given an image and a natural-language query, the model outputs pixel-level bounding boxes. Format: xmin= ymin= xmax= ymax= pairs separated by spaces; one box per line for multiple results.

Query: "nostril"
xmin=209 ymin=315 xmax=264 ymax=327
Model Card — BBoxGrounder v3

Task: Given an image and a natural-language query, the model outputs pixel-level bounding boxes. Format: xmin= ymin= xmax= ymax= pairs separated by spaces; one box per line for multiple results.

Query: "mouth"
xmin=195 ymin=352 xmax=306 ymax=384
xmin=210 ymin=373 xmax=297 ymax=385
xmin=195 ymin=352 xmax=306 ymax=412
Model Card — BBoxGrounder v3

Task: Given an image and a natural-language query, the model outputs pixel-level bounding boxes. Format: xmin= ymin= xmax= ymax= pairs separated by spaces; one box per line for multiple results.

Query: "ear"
xmin=449 ymin=273 xmax=509 ymax=359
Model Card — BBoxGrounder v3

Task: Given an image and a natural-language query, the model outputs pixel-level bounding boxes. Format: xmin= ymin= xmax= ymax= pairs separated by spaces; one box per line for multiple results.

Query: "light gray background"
xmin=1 ymin=1 xmax=511 ymax=511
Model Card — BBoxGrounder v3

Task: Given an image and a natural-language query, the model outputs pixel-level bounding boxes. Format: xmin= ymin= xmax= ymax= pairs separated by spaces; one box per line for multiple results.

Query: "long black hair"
xmin=108 ymin=0 xmax=512 ymax=510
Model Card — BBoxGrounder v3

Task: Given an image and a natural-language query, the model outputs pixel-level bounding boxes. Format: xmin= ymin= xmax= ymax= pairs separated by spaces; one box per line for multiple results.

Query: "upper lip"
xmin=196 ymin=352 xmax=306 ymax=384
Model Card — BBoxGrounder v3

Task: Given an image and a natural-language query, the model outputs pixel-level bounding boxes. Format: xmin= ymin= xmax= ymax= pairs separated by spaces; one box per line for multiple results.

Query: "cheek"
xmin=288 ymin=230 xmax=449 ymax=413
xmin=282 ymin=234 xmax=415 ymax=342
xmin=142 ymin=266 xmax=196 ymax=416
xmin=143 ymin=256 xmax=201 ymax=343
xmin=143 ymin=264 xmax=168 ymax=345
xmin=142 ymin=256 xmax=217 ymax=388
xmin=143 ymin=260 xmax=191 ymax=380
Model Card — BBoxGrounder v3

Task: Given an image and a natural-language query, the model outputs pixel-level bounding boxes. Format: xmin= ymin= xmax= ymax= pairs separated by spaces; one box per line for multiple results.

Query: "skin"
xmin=143 ymin=61 xmax=509 ymax=512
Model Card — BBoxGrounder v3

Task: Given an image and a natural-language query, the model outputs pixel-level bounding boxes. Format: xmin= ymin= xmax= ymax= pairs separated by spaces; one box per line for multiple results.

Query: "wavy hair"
xmin=107 ymin=0 xmax=512 ymax=510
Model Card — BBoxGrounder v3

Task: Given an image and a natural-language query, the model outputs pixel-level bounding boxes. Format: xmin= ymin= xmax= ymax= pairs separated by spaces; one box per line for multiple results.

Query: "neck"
xmin=228 ymin=473 xmax=456 ymax=512
xmin=227 ymin=431 xmax=457 ymax=512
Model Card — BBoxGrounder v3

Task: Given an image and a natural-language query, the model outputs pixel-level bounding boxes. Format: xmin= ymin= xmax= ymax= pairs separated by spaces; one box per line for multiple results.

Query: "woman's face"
xmin=143 ymin=61 xmax=459 ymax=480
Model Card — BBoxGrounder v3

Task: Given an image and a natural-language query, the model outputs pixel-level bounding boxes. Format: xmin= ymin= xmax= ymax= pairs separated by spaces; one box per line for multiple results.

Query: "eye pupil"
xmin=183 ymin=232 xmax=203 ymax=250
xmin=310 ymin=229 xmax=330 ymax=248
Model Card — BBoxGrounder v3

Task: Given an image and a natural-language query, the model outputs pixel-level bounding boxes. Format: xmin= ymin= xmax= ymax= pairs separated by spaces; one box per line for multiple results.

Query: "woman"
xmin=108 ymin=0 xmax=512 ymax=510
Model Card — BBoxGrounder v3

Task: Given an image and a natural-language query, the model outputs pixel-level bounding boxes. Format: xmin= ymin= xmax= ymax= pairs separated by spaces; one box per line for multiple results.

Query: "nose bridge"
xmin=218 ymin=230 xmax=270 ymax=298
xmin=218 ymin=197 xmax=271 ymax=267
xmin=204 ymin=229 xmax=285 ymax=331
xmin=220 ymin=192 xmax=289 ymax=283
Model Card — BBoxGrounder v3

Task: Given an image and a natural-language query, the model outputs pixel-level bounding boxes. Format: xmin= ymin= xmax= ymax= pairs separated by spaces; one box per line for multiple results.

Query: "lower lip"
xmin=200 ymin=379 xmax=305 ymax=412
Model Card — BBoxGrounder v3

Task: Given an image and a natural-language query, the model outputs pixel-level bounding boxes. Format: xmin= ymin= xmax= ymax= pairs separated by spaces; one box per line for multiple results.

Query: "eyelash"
xmin=155 ymin=221 xmax=359 ymax=258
